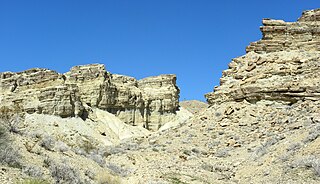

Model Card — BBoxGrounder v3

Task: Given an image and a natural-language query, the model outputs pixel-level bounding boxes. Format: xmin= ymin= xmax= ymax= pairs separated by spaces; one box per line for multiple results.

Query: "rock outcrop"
xmin=206 ymin=9 xmax=320 ymax=105
xmin=105 ymin=9 xmax=320 ymax=184
xmin=0 ymin=64 xmax=179 ymax=131
xmin=2 ymin=8 xmax=320 ymax=184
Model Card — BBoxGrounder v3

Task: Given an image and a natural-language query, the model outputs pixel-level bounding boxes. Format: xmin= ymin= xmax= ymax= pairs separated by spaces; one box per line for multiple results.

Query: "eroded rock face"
xmin=206 ymin=9 xmax=320 ymax=105
xmin=246 ymin=9 xmax=320 ymax=53
xmin=0 ymin=64 xmax=179 ymax=131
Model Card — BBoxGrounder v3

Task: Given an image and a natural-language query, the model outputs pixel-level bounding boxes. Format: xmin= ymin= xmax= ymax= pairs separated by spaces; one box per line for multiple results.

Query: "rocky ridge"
xmin=103 ymin=9 xmax=320 ymax=183
xmin=205 ymin=8 xmax=320 ymax=105
xmin=0 ymin=64 xmax=179 ymax=131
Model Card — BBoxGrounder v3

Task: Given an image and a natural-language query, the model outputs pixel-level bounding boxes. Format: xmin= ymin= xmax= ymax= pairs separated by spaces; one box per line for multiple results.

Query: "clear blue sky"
xmin=0 ymin=1 xmax=319 ymax=101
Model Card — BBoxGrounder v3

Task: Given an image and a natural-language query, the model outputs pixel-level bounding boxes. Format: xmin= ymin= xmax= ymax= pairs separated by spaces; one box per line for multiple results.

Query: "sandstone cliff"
xmin=205 ymin=9 xmax=320 ymax=105
xmin=0 ymin=64 xmax=179 ymax=131
xmin=102 ymin=9 xmax=320 ymax=183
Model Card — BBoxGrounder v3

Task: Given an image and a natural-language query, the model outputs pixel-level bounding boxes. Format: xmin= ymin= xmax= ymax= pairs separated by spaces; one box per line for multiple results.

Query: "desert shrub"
xmin=40 ymin=135 xmax=55 ymax=151
xmin=104 ymin=146 xmax=125 ymax=156
xmin=201 ymin=163 xmax=214 ymax=172
xmin=87 ymin=152 xmax=106 ymax=167
xmin=253 ymin=146 xmax=267 ymax=159
xmin=291 ymin=155 xmax=320 ymax=176
xmin=85 ymin=170 xmax=96 ymax=180
xmin=0 ymin=145 xmax=22 ymax=168
xmin=77 ymin=136 xmax=99 ymax=154
xmin=286 ymin=142 xmax=302 ymax=152
xmin=55 ymin=141 xmax=69 ymax=152
xmin=106 ymin=163 xmax=131 ymax=177
xmin=215 ymin=148 xmax=230 ymax=158
xmin=44 ymin=158 xmax=84 ymax=184
xmin=118 ymin=141 xmax=139 ymax=151
xmin=73 ymin=148 xmax=87 ymax=156
xmin=96 ymin=171 xmax=121 ymax=184
xmin=0 ymin=124 xmax=22 ymax=168
xmin=303 ymin=125 xmax=320 ymax=143
xmin=22 ymin=165 xmax=44 ymax=178
xmin=0 ymin=125 xmax=8 ymax=146
xmin=261 ymin=137 xmax=278 ymax=147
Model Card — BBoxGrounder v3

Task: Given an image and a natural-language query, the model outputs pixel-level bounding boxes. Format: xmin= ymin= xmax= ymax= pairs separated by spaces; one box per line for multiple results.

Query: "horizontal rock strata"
xmin=0 ymin=64 xmax=179 ymax=131
xmin=206 ymin=9 xmax=320 ymax=105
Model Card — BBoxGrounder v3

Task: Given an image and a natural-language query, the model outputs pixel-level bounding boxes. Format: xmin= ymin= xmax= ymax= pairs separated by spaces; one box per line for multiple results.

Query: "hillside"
xmin=1 ymin=8 xmax=320 ymax=184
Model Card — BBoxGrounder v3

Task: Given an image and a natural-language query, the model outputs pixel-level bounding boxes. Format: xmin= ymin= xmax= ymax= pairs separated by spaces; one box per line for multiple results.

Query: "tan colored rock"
xmin=246 ymin=9 xmax=320 ymax=54
xmin=0 ymin=64 xmax=180 ymax=131
xmin=179 ymin=100 xmax=208 ymax=115
xmin=206 ymin=9 xmax=320 ymax=105
xmin=138 ymin=74 xmax=180 ymax=130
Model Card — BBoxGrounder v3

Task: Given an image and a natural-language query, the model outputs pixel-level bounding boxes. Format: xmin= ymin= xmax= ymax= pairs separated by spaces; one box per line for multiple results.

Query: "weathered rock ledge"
xmin=0 ymin=64 xmax=180 ymax=131
xmin=206 ymin=9 xmax=320 ymax=105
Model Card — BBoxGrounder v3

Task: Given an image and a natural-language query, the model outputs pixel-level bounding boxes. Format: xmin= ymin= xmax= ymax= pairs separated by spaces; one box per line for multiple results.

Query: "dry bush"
xmin=0 ymin=123 xmax=21 ymax=168
xmin=22 ymin=165 xmax=44 ymax=178
xmin=291 ymin=155 xmax=320 ymax=176
xmin=39 ymin=135 xmax=55 ymax=151
xmin=0 ymin=140 xmax=22 ymax=168
xmin=87 ymin=152 xmax=106 ymax=167
xmin=55 ymin=141 xmax=69 ymax=152
xmin=303 ymin=124 xmax=320 ymax=144
xmin=0 ymin=124 xmax=7 ymax=146
xmin=106 ymin=163 xmax=131 ymax=177
xmin=44 ymin=157 xmax=84 ymax=184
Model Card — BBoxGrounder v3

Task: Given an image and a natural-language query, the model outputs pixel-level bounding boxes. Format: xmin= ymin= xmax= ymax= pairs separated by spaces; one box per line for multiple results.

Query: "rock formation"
xmin=0 ymin=64 xmax=179 ymax=131
xmin=108 ymin=9 xmax=320 ymax=183
xmin=2 ymin=8 xmax=320 ymax=184
xmin=206 ymin=9 xmax=320 ymax=105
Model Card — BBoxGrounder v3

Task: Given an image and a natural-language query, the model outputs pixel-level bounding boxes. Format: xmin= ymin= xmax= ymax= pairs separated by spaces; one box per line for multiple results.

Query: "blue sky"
xmin=0 ymin=1 xmax=319 ymax=101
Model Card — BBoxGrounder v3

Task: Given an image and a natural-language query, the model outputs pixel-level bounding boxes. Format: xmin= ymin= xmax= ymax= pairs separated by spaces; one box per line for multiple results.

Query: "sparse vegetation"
xmin=163 ymin=173 xmax=188 ymax=184
xmin=107 ymin=163 xmax=131 ymax=177
xmin=80 ymin=137 xmax=97 ymax=154
xmin=40 ymin=135 xmax=56 ymax=151
xmin=23 ymin=165 xmax=44 ymax=178
xmin=303 ymin=124 xmax=320 ymax=144
xmin=291 ymin=155 xmax=320 ymax=177
xmin=0 ymin=124 xmax=8 ymax=147
xmin=0 ymin=139 xmax=22 ymax=168
xmin=215 ymin=148 xmax=230 ymax=158
xmin=44 ymin=157 xmax=84 ymax=184
xmin=55 ymin=141 xmax=69 ymax=152
xmin=0 ymin=122 xmax=22 ymax=168
xmin=87 ymin=152 xmax=106 ymax=167
xmin=252 ymin=146 xmax=267 ymax=160
xmin=286 ymin=142 xmax=302 ymax=152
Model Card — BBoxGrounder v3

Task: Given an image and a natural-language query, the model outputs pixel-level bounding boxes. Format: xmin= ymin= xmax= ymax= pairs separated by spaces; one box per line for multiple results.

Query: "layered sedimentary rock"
xmin=0 ymin=64 xmax=179 ymax=131
xmin=206 ymin=9 xmax=320 ymax=105
xmin=246 ymin=9 xmax=320 ymax=53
